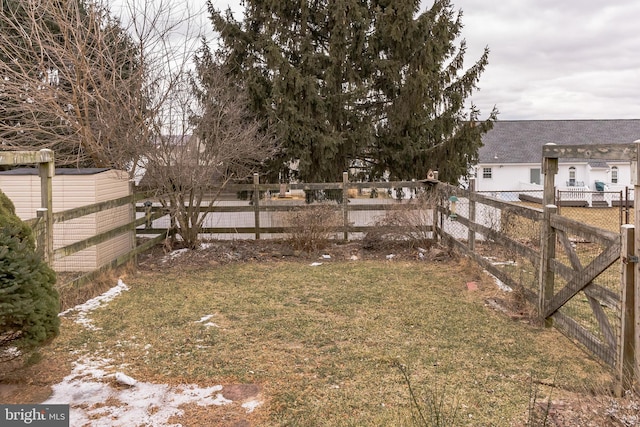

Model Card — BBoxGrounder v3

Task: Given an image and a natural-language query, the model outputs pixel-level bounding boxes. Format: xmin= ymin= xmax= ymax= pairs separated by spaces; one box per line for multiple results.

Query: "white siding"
xmin=475 ymin=164 xmax=536 ymax=192
xmin=475 ymin=162 xmax=633 ymax=192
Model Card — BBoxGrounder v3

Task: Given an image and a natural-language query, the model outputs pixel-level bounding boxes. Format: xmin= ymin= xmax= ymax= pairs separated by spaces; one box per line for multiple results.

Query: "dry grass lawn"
xmin=1 ymin=242 xmax=632 ymax=426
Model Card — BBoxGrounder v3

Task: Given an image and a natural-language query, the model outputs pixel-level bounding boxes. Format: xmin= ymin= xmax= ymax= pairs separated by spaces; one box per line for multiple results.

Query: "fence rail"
xmin=18 ymin=167 xmax=637 ymax=392
xmin=136 ymin=175 xmax=433 ymax=240
xmin=28 ymin=191 xmax=163 ymax=297
xmin=433 ymin=180 xmax=633 ymax=394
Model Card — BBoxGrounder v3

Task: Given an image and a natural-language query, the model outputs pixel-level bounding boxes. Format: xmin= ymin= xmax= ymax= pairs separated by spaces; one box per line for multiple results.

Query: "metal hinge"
xmin=625 ymin=255 xmax=639 ymax=263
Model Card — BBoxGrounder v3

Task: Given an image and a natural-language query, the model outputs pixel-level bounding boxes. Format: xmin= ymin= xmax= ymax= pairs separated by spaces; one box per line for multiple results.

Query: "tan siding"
xmin=96 ymin=205 xmax=129 ymax=234
xmin=53 ymin=216 xmax=97 ymax=249
xmin=96 ymin=170 xmax=130 ymax=201
xmin=1 ymin=170 xmax=132 ymax=272
xmin=54 ymin=247 xmax=98 ymax=272
xmin=0 ymin=175 xmax=41 ymax=219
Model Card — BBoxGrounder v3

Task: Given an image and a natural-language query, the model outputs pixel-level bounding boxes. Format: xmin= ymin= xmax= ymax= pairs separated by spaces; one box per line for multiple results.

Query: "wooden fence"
xmin=22 ymin=191 xmax=167 ymax=297
xmin=137 ymin=173 xmax=434 ymax=239
xmin=23 ymin=172 xmax=433 ymax=292
xmin=0 ymin=150 xmax=165 ymax=296
xmin=434 ymin=181 xmax=634 ymax=394
xmin=10 ymin=151 xmax=637 ymax=393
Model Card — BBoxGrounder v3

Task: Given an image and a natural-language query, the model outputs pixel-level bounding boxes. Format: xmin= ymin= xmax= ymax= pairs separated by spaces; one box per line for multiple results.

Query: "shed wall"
xmin=0 ymin=170 xmax=132 ymax=272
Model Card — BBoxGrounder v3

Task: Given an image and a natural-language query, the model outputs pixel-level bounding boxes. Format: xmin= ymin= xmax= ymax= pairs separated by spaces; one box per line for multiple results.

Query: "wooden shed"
xmin=0 ymin=168 xmax=133 ymax=272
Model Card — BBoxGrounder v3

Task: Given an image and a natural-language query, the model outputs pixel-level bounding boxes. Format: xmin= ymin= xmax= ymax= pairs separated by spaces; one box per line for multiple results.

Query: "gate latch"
xmin=625 ymin=255 xmax=639 ymax=263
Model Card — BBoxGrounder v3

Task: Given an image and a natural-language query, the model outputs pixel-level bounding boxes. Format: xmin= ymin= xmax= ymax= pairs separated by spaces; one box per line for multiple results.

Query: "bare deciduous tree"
xmin=0 ymin=0 xmax=202 ymax=178
xmin=142 ymin=54 xmax=278 ymax=248
xmin=0 ymin=0 xmax=145 ymax=169
xmin=0 ymin=0 xmax=276 ymax=248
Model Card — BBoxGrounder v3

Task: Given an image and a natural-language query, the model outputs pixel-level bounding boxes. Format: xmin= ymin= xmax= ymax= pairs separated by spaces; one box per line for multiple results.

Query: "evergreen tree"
xmin=0 ymin=191 xmax=60 ymax=361
xmin=209 ymin=0 xmax=372 ymax=183
xmin=208 ymin=0 xmax=496 ymax=184
xmin=368 ymin=0 xmax=497 ymax=182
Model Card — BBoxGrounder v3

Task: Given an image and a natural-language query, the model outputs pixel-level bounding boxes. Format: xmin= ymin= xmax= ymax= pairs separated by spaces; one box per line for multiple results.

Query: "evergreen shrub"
xmin=0 ymin=190 xmax=59 ymax=361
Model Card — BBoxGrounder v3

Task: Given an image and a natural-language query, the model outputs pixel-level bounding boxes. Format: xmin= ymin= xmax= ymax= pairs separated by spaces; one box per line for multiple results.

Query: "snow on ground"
xmin=195 ymin=314 xmax=219 ymax=328
xmin=59 ymin=279 xmax=130 ymax=330
xmin=483 ymin=257 xmax=514 ymax=292
xmin=163 ymin=248 xmax=189 ymax=263
xmin=160 ymin=245 xmax=212 ymax=263
xmin=44 ymin=357 xmax=234 ymax=427
xmin=51 ymin=279 xmax=262 ymax=426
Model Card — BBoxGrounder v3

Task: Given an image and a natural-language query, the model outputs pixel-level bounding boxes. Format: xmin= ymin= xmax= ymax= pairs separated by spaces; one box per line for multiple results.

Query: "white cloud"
xmin=454 ymin=0 xmax=640 ymax=119
xmin=165 ymin=0 xmax=640 ymax=120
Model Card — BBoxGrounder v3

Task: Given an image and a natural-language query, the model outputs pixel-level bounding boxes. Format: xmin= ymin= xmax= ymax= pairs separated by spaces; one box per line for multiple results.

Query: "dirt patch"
xmin=136 ymin=238 xmax=451 ymax=272
xmin=0 ymin=352 xmax=71 ymax=404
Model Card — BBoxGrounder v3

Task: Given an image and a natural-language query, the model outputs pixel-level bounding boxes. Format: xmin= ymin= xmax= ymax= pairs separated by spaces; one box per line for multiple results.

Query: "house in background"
xmin=474 ymin=119 xmax=640 ymax=205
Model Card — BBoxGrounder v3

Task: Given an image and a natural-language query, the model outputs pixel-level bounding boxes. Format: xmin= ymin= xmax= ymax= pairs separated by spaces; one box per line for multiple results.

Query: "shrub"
xmin=0 ymin=190 xmax=59 ymax=362
xmin=363 ymin=189 xmax=436 ymax=250
xmin=284 ymin=203 xmax=342 ymax=252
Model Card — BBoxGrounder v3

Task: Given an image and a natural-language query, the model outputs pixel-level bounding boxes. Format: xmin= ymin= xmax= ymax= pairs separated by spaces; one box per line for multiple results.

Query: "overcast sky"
xmin=205 ymin=0 xmax=640 ymax=121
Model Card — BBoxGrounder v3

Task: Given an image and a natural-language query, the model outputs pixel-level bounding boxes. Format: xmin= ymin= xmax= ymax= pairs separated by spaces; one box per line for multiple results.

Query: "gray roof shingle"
xmin=478 ymin=119 xmax=640 ymax=164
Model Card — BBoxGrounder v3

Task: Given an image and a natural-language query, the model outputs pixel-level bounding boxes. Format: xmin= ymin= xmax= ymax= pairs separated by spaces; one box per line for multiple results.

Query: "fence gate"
xmin=541 ymin=141 xmax=639 ymax=395
xmin=541 ymin=209 xmax=621 ymax=362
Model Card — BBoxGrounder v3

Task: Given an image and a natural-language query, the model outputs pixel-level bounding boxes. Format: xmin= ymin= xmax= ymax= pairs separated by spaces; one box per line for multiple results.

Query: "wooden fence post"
xmin=342 ymin=172 xmax=349 ymax=241
xmin=539 ymin=152 xmax=559 ymax=327
xmin=35 ymin=208 xmax=47 ymax=259
xmin=468 ymin=178 xmax=476 ymax=252
xmin=618 ymin=224 xmax=636 ymax=396
xmin=432 ymin=172 xmax=442 ymax=242
xmin=539 ymin=204 xmax=557 ymax=327
xmin=253 ymin=173 xmax=261 ymax=240
xmin=38 ymin=150 xmax=54 ymax=265
xmin=634 ymin=140 xmax=640 ymax=392
xmin=129 ymin=181 xmax=137 ymax=265
xmin=542 ymin=153 xmax=558 ymax=207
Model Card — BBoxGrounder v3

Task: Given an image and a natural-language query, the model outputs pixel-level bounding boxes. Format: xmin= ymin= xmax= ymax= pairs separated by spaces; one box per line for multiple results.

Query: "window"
xmin=569 ymin=167 xmax=576 ymax=186
xmin=482 ymin=167 xmax=492 ymax=179
xmin=611 ymin=166 xmax=618 ymax=184
xmin=530 ymin=168 xmax=541 ymax=185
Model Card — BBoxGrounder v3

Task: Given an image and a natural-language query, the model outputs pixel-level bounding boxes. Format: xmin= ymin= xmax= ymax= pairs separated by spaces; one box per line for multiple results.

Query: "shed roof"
xmin=0 ymin=167 xmax=111 ymax=175
xmin=478 ymin=119 xmax=640 ymax=164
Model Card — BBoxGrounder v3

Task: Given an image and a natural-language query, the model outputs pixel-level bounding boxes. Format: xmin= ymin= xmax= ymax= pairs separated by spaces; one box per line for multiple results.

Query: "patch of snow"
xmin=1 ymin=346 xmax=21 ymax=359
xmin=482 ymin=270 xmax=513 ymax=292
xmin=491 ymin=260 xmax=517 ymax=266
xmin=310 ymin=262 xmax=323 ymax=266
xmin=484 ymin=256 xmax=517 ymax=267
xmin=242 ymin=399 xmax=262 ymax=413
xmin=59 ymin=279 xmax=130 ymax=330
xmin=44 ymin=357 xmax=234 ymax=427
xmin=196 ymin=314 xmax=214 ymax=323
xmin=386 ymin=254 xmax=395 ymax=260
xmin=195 ymin=315 xmax=219 ymax=328
xmin=163 ymin=248 xmax=189 ymax=263
xmin=321 ymin=254 xmax=331 ymax=259
xmin=115 ymin=372 xmax=137 ymax=386
xmin=199 ymin=243 xmax=214 ymax=250
xmin=494 ymin=277 xmax=513 ymax=292
xmin=203 ymin=322 xmax=219 ymax=328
